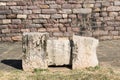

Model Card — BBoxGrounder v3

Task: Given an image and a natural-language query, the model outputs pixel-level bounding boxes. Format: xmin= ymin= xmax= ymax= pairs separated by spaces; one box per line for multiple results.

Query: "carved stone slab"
xmin=22 ymin=32 xmax=49 ymax=71
xmin=72 ymin=35 xmax=99 ymax=69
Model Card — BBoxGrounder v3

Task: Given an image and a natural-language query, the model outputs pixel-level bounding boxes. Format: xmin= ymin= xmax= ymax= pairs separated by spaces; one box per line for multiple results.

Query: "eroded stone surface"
xmin=22 ymin=32 xmax=49 ymax=71
xmin=47 ymin=37 xmax=71 ymax=66
xmin=72 ymin=35 xmax=99 ymax=69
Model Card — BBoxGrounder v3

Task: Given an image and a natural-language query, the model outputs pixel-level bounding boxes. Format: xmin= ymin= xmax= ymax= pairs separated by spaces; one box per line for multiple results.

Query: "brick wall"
xmin=0 ymin=0 xmax=120 ymax=41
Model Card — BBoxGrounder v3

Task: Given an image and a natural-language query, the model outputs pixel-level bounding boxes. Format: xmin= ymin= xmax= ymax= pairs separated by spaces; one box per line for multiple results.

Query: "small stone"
xmin=17 ymin=14 xmax=27 ymax=19
xmin=63 ymin=14 xmax=68 ymax=18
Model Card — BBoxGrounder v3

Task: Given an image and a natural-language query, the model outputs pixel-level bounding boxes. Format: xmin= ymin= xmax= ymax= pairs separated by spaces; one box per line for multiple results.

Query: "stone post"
xmin=22 ymin=32 xmax=49 ymax=71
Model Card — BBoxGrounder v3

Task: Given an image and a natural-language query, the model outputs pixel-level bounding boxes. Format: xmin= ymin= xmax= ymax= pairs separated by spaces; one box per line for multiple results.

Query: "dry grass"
xmin=0 ymin=66 xmax=120 ymax=80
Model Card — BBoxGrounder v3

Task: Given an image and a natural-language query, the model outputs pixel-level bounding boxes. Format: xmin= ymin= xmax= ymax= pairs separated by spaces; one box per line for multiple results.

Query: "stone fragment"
xmin=47 ymin=38 xmax=71 ymax=66
xmin=22 ymin=32 xmax=49 ymax=71
xmin=72 ymin=35 xmax=99 ymax=69
xmin=73 ymin=8 xmax=92 ymax=14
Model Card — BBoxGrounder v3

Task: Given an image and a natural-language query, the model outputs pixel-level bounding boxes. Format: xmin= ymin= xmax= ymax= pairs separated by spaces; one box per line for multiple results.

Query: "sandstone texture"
xmin=47 ymin=38 xmax=71 ymax=66
xmin=72 ymin=35 xmax=99 ymax=69
xmin=22 ymin=32 xmax=49 ymax=71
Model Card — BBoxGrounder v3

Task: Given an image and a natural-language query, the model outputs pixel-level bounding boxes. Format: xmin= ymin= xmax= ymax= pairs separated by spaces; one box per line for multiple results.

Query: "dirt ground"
xmin=0 ymin=40 xmax=120 ymax=71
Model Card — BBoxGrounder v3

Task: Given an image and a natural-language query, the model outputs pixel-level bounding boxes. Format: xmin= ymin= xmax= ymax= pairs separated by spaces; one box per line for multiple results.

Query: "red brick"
xmin=10 ymin=29 xmax=21 ymax=33
xmin=21 ymin=29 xmax=30 ymax=32
xmin=109 ymin=31 xmax=119 ymax=36
xmin=2 ymin=37 xmax=12 ymax=42
xmin=72 ymin=27 xmax=80 ymax=32
xmin=7 ymin=14 xmax=16 ymax=19
xmin=47 ymin=28 xmax=59 ymax=32
xmin=93 ymin=30 xmax=108 ymax=36
xmin=99 ymin=36 xmax=112 ymax=40
xmin=12 ymin=36 xmax=22 ymax=41
xmin=38 ymin=28 xmax=46 ymax=32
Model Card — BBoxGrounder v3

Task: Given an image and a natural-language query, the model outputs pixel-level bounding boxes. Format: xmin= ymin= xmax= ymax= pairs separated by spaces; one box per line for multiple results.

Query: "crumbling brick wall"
xmin=0 ymin=0 xmax=120 ymax=41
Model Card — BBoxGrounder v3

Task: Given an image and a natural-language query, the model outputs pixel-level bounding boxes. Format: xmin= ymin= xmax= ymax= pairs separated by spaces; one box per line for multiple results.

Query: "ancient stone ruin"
xmin=22 ymin=32 xmax=99 ymax=71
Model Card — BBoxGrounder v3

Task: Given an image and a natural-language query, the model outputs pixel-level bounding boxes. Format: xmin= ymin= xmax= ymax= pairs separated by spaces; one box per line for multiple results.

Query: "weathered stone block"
xmin=47 ymin=38 xmax=71 ymax=66
xmin=22 ymin=32 xmax=49 ymax=71
xmin=72 ymin=35 xmax=99 ymax=69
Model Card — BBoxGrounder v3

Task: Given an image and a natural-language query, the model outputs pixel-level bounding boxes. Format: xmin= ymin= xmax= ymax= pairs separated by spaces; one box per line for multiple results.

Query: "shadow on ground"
xmin=1 ymin=59 xmax=22 ymax=70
